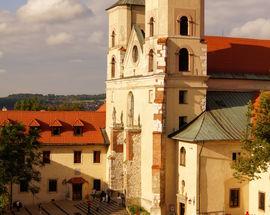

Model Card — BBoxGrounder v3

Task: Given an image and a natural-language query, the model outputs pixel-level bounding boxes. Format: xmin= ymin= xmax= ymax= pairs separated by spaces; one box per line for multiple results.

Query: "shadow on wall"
xmin=208 ymin=43 xmax=270 ymax=74
xmin=12 ymin=148 xmax=108 ymax=206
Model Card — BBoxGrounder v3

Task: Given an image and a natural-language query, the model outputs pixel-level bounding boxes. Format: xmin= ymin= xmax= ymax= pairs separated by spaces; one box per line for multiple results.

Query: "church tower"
xmin=106 ymin=0 xmax=207 ymax=214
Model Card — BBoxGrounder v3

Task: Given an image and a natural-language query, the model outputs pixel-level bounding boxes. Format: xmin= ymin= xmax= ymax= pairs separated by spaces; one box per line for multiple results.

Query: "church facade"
xmin=105 ymin=0 xmax=270 ymax=215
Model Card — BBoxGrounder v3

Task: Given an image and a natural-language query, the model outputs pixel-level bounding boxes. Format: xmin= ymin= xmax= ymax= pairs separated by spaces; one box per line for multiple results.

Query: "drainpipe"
xmin=198 ymin=141 xmax=204 ymax=215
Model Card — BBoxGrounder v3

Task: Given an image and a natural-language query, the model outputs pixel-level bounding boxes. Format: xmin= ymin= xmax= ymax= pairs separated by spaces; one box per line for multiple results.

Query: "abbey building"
xmin=105 ymin=0 xmax=270 ymax=214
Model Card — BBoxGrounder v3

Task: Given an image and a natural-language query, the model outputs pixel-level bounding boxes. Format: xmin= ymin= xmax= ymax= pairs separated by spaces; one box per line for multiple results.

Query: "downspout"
xmin=198 ymin=141 xmax=204 ymax=215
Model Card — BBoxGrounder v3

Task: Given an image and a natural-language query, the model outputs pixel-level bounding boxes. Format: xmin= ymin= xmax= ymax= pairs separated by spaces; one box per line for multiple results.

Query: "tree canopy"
xmin=0 ymin=122 xmax=43 ymax=209
xmin=233 ymin=91 xmax=270 ymax=180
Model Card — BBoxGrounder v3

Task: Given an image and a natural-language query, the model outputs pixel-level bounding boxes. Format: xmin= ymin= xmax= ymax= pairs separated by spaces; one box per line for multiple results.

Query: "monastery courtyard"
xmin=11 ymin=199 xmax=128 ymax=215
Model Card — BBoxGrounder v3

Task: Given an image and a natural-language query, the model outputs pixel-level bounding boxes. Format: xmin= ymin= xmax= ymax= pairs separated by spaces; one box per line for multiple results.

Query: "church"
xmin=105 ymin=0 xmax=270 ymax=214
xmin=2 ymin=0 xmax=270 ymax=215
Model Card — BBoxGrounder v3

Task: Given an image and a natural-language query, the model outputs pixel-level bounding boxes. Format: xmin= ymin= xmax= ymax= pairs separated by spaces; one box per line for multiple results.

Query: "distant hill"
xmin=0 ymin=93 xmax=106 ymax=111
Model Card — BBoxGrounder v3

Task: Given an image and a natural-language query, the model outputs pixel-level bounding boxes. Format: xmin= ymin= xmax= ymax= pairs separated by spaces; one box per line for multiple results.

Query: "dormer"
xmin=73 ymin=119 xmax=84 ymax=136
xmin=50 ymin=120 xmax=62 ymax=136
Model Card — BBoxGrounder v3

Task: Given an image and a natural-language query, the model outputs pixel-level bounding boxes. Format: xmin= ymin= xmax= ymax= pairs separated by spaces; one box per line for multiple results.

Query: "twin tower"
xmin=106 ymin=0 xmax=207 ymax=214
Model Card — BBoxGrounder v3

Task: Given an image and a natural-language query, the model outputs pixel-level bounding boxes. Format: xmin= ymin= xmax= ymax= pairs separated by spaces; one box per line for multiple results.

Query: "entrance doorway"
xmin=179 ymin=203 xmax=185 ymax=215
xmin=73 ymin=184 xmax=82 ymax=201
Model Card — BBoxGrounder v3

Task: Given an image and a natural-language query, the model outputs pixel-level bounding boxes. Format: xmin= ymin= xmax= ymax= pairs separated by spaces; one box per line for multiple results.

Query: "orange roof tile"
xmin=96 ymin=103 xmax=106 ymax=112
xmin=73 ymin=119 xmax=84 ymax=127
xmin=50 ymin=119 xmax=63 ymax=127
xmin=206 ymin=36 xmax=270 ymax=75
xmin=0 ymin=111 xmax=106 ymax=145
xmin=29 ymin=119 xmax=41 ymax=127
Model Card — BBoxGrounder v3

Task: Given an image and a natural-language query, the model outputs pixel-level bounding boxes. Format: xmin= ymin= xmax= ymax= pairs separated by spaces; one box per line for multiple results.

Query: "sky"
xmin=0 ymin=0 xmax=270 ymax=97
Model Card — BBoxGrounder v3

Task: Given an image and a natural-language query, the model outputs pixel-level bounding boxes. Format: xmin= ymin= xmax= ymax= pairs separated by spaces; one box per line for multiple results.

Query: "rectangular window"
xmin=259 ymin=192 xmax=265 ymax=210
xmin=43 ymin=151 xmax=51 ymax=164
xmin=179 ymin=90 xmax=188 ymax=104
xmin=48 ymin=179 xmax=57 ymax=192
xmin=74 ymin=151 xmax=82 ymax=164
xmin=232 ymin=152 xmax=241 ymax=161
xmin=51 ymin=127 xmax=61 ymax=136
xmin=20 ymin=180 xmax=28 ymax=192
xmin=179 ymin=116 xmax=188 ymax=129
xmin=93 ymin=151 xmax=101 ymax=163
xmin=93 ymin=179 xmax=101 ymax=191
xmin=74 ymin=127 xmax=83 ymax=136
xmin=148 ymin=90 xmax=154 ymax=103
xmin=230 ymin=189 xmax=240 ymax=207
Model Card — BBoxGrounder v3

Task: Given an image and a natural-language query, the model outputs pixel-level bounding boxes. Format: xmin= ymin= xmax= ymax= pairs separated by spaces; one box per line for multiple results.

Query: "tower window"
xmin=132 ymin=46 xmax=139 ymax=63
xmin=179 ymin=48 xmax=189 ymax=72
xmin=180 ymin=16 xmax=188 ymax=36
xmin=93 ymin=151 xmax=101 ymax=163
xmin=111 ymin=31 xmax=115 ymax=47
xmin=111 ymin=57 xmax=116 ymax=78
xmin=179 ymin=90 xmax=188 ymax=104
xmin=179 ymin=116 xmax=188 ymax=129
xmin=149 ymin=49 xmax=154 ymax=72
xmin=149 ymin=17 xmax=154 ymax=37
xmin=180 ymin=147 xmax=186 ymax=166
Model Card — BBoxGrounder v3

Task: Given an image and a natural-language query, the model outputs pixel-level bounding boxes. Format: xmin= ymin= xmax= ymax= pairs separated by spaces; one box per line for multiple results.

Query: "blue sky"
xmin=0 ymin=0 xmax=270 ymax=97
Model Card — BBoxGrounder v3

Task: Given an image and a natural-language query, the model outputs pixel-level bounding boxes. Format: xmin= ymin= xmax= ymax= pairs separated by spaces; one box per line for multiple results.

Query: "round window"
xmin=132 ymin=46 xmax=139 ymax=63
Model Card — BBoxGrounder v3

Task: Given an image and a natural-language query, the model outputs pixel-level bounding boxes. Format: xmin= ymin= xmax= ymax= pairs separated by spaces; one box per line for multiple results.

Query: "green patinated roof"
xmin=170 ymin=92 xmax=257 ymax=142
xmin=107 ymin=0 xmax=145 ymax=10
xmin=133 ymin=24 xmax=145 ymax=48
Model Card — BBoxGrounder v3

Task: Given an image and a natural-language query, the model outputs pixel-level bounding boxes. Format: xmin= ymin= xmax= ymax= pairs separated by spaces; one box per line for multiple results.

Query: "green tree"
xmin=0 ymin=123 xmax=43 ymax=210
xmin=14 ymin=97 xmax=45 ymax=111
xmin=233 ymin=91 xmax=270 ymax=180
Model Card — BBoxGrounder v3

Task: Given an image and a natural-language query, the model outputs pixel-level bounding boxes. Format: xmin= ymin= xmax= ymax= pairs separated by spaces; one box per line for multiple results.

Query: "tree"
xmin=233 ymin=91 xmax=270 ymax=180
xmin=14 ymin=97 xmax=45 ymax=111
xmin=0 ymin=123 xmax=43 ymax=210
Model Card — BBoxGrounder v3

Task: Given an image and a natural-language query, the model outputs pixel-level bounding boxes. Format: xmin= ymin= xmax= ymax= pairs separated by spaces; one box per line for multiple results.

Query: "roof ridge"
xmin=194 ymin=112 xmax=207 ymax=141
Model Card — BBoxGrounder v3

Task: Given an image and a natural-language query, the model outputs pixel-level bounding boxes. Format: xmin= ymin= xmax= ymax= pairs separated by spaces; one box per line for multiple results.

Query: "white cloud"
xmin=17 ymin=0 xmax=92 ymax=23
xmin=230 ymin=18 xmax=270 ymax=39
xmin=46 ymin=32 xmax=73 ymax=46
xmin=88 ymin=31 xmax=104 ymax=45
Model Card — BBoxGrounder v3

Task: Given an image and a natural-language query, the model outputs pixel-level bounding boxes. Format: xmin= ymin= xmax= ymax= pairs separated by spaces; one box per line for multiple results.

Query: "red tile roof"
xmin=96 ymin=103 xmax=106 ymax=112
xmin=206 ymin=36 xmax=270 ymax=75
xmin=0 ymin=111 xmax=106 ymax=145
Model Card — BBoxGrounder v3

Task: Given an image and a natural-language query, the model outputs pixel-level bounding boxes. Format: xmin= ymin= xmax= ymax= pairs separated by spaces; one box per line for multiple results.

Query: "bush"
xmin=128 ymin=205 xmax=150 ymax=215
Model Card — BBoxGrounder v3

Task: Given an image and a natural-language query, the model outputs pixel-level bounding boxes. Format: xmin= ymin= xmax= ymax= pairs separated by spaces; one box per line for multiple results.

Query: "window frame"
xmin=51 ymin=126 xmax=61 ymax=136
xmin=74 ymin=126 xmax=83 ymax=136
xmin=180 ymin=147 xmax=186 ymax=167
xmin=179 ymin=90 xmax=188 ymax=104
xmin=259 ymin=192 xmax=265 ymax=211
xmin=43 ymin=151 xmax=51 ymax=164
xmin=111 ymin=57 xmax=116 ymax=78
xmin=19 ymin=180 xmax=29 ymax=193
xmin=74 ymin=151 xmax=82 ymax=164
xmin=229 ymin=188 xmax=240 ymax=208
xmin=48 ymin=179 xmax=57 ymax=193
xmin=149 ymin=17 xmax=154 ymax=37
xmin=179 ymin=116 xmax=188 ymax=129
xmin=148 ymin=49 xmax=154 ymax=72
xmin=93 ymin=151 xmax=101 ymax=163
xmin=179 ymin=48 xmax=189 ymax=72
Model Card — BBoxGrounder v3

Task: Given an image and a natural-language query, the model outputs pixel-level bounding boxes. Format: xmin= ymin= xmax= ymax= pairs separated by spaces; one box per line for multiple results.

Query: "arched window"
xmin=180 ymin=16 xmax=188 ymax=36
xmin=111 ymin=58 xmax=116 ymax=78
xmin=148 ymin=49 xmax=154 ymax=72
xmin=149 ymin=17 xmax=154 ymax=37
xmin=179 ymin=48 xmax=189 ymax=72
xmin=180 ymin=147 xmax=186 ymax=166
xmin=127 ymin=92 xmax=134 ymax=127
xmin=111 ymin=31 xmax=115 ymax=47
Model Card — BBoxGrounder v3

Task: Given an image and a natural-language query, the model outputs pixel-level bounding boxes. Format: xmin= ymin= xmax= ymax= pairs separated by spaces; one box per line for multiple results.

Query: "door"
xmin=73 ymin=184 xmax=82 ymax=201
xmin=179 ymin=203 xmax=185 ymax=215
